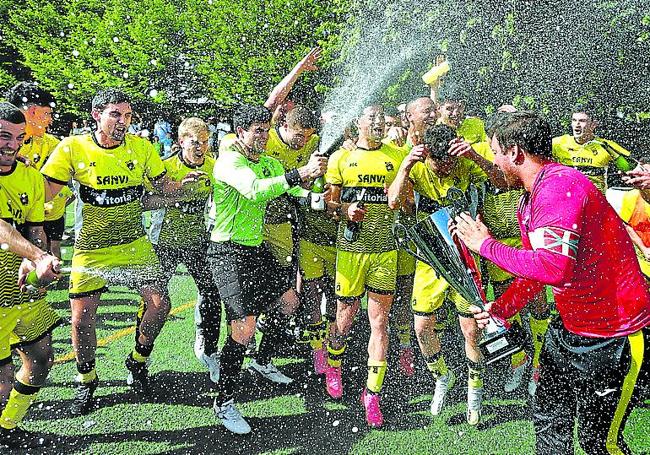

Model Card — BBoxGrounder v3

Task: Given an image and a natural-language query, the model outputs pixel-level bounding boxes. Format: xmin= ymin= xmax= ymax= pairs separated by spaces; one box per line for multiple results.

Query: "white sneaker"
xmin=466 ymin=385 xmax=484 ymax=426
xmin=248 ymin=360 xmax=293 ymax=384
xmin=213 ymin=399 xmax=251 ymax=435
xmin=528 ymin=367 xmax=540 ymax=396
xmin=504 ymin=356 xmax=530 ymax=393
xmin=430 ymin=370 xmax=456 ymax=416
xmin=199 ymin=352 xmax=221 ymax=383
xmin=194 ymin=331 xmax=205 ymax=361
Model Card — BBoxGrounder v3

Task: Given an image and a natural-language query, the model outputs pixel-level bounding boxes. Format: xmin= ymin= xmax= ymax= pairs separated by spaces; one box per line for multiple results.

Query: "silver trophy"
xmin=394 ymin=186 xmax=524 ymax=364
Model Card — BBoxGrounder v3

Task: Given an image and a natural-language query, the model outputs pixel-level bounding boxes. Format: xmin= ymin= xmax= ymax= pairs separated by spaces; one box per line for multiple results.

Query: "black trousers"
xmin=534 ymin=319 xmax=649 ymax=455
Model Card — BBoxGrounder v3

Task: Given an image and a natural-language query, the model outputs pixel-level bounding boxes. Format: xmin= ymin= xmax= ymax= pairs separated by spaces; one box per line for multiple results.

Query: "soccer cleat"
xmin=213 ymin=398 xmax=251 ymax=435
xmin=398 ymin=346 xmax=415 ymax=377
xmin=125 ymin=355 xmax=152 ymax=396
xmin=248 ymin=359 xmax=293 ymax=384
xmin=70 ymin=377 xmax=99 ymax=416
xmin=313 ymin=346 xmax=328 ymax=375
xmin=430 ymin=369 xmax=456 ymax=416
xmin=504 ymin=355 xmax=530 ymax=393
xmin=528 ymin=367 xmax=540 ymax=396
xmin=466 ymin=385 xmax=484 ymax=426
xmin=198 ymin=352 xmax=221 ymax=383
xmin=325 ymin=366 xmax=343 ymax=399
xmin=0 ymin=426 xmax=51 ymax=449
xmin=361 ymin=388 xmax=384 ymax=428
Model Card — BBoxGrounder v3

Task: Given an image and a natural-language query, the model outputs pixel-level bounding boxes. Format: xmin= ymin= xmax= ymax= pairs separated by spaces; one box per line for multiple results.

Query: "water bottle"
xmin=343 ymin=188 xmax=366 ymax=242
xmin=310 ymin=176 xmax=326 ymax=211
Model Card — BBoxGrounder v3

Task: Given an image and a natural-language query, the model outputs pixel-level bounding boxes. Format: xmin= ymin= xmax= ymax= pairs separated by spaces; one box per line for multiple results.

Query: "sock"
xmin=216 ymin=336 xmax=246 ymax=406
xmin=396 ymin=324 xmax=411 ymax=348
xmin=467 ymin=359 xmax=485 ymax=389
xmin=256 ymin=313 xmax=290 ymax=365
xmin=366 ymin=359 xmax=387 ymax=394
xmin=424 ymin=352 xmax=448 ymax=380
xmin=132 ymin=341 xmax=154 ymax=364
xmin=0 ymin=381 xmax=41 ymax=430
xmin=76 ymin=360 xmax=97 ymax=383
xmin=510 ymin=350 xmax=528 ymax=368
xmin=327 ymin=343 xmax=346 ymax=368
xmin=306 ymin=320 xmax=326 ymax=350
xmin=529 ymin=313 xmax=550 ymax=368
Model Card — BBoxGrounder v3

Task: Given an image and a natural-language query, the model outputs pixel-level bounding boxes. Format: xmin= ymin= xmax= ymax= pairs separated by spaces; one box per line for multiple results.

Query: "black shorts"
xmin=208 ymin=241 xmax=291 ymax=321
xmin=44 ymin=217 xmax=65 ymax=241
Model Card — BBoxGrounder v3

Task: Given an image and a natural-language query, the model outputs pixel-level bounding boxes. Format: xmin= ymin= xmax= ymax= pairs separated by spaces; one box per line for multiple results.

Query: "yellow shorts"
xmin=69 ymin=236 xmax=162 ymax=297
xmin=335 ymin=250 xmax=397 ymax=299
xmin=397 ymin=248 xmax=416 ymax=277
xmin=485 ymin=237 xmax=522 ymax=283
xmin=0 ymin=299 xmax=61 ymax=361
xmin=411 ymin=260 xmax=472 ymax=316
xmin=263 ymin=222 xmax=294 ymax=268
xmin=299 ymin=239 xmax=336 ymax=280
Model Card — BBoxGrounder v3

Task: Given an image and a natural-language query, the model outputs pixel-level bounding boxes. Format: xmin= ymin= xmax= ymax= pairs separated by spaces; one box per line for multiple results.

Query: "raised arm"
xmin=265 ymin=47 xmax=322 ymax=115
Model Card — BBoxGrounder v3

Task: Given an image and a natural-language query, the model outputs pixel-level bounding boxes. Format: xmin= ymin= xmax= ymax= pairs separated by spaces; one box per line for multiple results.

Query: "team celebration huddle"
xmin=1 ymin=47 xmax=649 ymax=454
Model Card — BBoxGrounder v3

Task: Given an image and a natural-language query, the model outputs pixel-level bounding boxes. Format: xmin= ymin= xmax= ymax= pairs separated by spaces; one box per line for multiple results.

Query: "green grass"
xmin=11 ymin=207 xmax=650 ymax=454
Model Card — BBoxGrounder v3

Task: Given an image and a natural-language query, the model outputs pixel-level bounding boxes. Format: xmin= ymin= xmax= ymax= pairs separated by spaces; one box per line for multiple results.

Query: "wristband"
xmin=285 ymin=169 xmax=302 ymax=187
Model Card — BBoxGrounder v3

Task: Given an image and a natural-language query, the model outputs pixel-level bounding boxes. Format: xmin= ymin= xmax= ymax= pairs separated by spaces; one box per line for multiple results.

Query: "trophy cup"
xmin=394 ymin=186 xmax=524 ymax=364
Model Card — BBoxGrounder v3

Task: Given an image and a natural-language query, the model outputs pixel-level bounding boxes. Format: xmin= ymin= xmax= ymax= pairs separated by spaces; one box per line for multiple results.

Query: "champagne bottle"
xmin=310 ymin=176 xmax=325 ymax=211
xmin=343 ymin=188 xmax=366 ymax=242
xmin=24 ymin=263 xmax=68 ymax=292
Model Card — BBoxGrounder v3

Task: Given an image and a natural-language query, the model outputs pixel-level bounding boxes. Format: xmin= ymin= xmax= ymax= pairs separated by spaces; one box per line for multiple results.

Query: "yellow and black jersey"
xmin=472 ymin=142 xmax=523 ymax=240
xmin=0 ymin=161 xmax=46 ymax=307
xmin=18 ymin=132 xmax=60 ymax=171
xmin=326 ymin=143 xmax=405 ymax=253
xmin=409 ymin=157 xmax=487 ymax=218
xmin=552 ymin=134 xmax=630 ymax=192
xmin=41 ymin=133 xmax=166 ymax=251
xmin=149 ymin=153 xmax=215 ymax=248
xmin=264 ymin=126 xmax=320 ymax=225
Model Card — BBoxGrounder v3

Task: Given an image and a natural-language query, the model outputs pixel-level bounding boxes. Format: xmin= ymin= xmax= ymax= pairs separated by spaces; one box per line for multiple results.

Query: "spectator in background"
xmin=79 ymin=119 xmax=92 ymax=134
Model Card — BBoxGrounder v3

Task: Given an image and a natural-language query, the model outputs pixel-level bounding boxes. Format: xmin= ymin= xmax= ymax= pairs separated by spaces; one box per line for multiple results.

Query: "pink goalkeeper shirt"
xmin=480 ymin=162 xmax=650 ymax=337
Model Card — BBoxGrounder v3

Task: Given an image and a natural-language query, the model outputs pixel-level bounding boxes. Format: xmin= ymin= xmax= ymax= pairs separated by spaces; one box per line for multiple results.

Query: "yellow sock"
xmin=132 ymin=350 xmax=148 ymax=364
xmin=77 ymin=368 xmax=97 ymax=384
xmin=529 ymin=315 xmax=550 ymax=368
xmin=468 ymin=362 xmax=484 ymax=389
xmin=327 ymin=344 xmax=346 ymax=368
xmin=426 ymin=354 xmax=448 ymax=379
xmin=0 ymin=382 xmax=40 ymax=430
xmin=510 ymin=350 xmax=528 ymax=368
xmin=366 ymin=359 xmax=387 ymax=393
xmin=396 ymin=324 xmax=411 ymax=347
xmin=308 ymin=321 xmax=326 ymax=350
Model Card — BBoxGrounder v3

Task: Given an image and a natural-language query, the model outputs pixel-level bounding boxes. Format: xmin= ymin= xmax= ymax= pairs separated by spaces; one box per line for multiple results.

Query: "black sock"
xmin=256 ymin=312 xmax=289 ymax=365
xmin=215 ymin=336 xmax=246 ymax=405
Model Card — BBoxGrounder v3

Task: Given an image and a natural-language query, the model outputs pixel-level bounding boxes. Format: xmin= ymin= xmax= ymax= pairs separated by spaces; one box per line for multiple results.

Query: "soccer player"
xmin=0 ymin=219 xmax=59 ymax=273
xmin=40 ymin=88 xmax=201 ymax=416
xmin=388 ymin=124 xmax=493 ymax=425
xmin=208 ymin=104 xmax=326 ymax=434
xmin=0 ymin=102 xmax=62 ymax=449
xmin=324 ymin=104 xmax=404 ymax=428
xmin=454 ymin=110 xmax=650 ymax=454
xmin=142 ymin=117 xmax=222 ymax=382
xmin=552 ymin=107 xmax=632 ymax=192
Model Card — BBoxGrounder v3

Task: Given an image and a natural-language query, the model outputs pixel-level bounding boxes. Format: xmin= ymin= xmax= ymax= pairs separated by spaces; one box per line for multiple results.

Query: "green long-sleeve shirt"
xmin=208 ymin=147 xmax=308 ymax=246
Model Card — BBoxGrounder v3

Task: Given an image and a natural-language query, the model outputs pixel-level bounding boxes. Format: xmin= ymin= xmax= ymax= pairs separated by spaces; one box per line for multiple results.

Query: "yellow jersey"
xmin=41 ymin=133 xmax=166 ymax=251
xmin=18 ymin=133 xmax=60 ymax=171
xmin=44 ymin=185 xmax=74 ymax=221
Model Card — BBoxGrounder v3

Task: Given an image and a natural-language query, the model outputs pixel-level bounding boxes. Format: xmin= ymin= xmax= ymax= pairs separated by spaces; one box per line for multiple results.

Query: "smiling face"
xmin=357 ymin=105 xmax=385 ymax=144
xmin=92 ymin=102 xmax=132 ymax=145
xmin=26 ymin=104 xmax=53 ymax=134
xmin=237 ymin=121 xmax=270 ymax=157
xmin=0 ymin=119 xmax=26 ymax=168
xmin=179 ymin=131 xmax=210 ymax=166
xmin=406 ymin=98 xmax=436 ymax=137
xmin=490 ymin=134 xmax=522 ymax=188
xmin=437 ymin=101 xmax=464 ymax=129
xmin=281 ymin=123 xmax=315 ymax=150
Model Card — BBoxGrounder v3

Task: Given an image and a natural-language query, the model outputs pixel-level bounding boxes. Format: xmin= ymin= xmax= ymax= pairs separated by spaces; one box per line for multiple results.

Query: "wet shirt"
xmin=481 ymin=163 xmax=650 ymax=337
xmin=18 ymin=133 xmax=60 ymax=171
xmin=41 ymin=134 xmax=166 ymax=251
xmin=0 ymin=161 xmax=46 ymax=307
xmin=326 ymin=143 xmax=405 ymax=253
xmin=149 ymin=154 xmax=215 ymax=248
xmin=44 ymin=185 xmax=73 ymax=221
xmin=607 ymin=188 xmax=650 ymax=278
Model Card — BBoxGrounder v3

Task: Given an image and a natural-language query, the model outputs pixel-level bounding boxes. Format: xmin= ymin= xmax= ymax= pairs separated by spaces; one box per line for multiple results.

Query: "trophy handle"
xmin=393 ymin=223 xmax=432 ymax=266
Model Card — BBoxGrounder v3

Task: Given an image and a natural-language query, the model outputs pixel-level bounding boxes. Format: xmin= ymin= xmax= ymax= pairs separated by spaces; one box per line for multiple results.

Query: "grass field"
xmin=9 ymin=211 xmax=650 ymax=454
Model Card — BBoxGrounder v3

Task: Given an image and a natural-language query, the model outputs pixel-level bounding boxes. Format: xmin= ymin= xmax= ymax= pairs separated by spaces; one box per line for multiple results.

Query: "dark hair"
xmin=423 ymin=124 xmax=457 ymax=159
xmin=489 ymin=111 xmax=552 ymax=159
xmin=0 ymin=102 xmax=26 ymax=124
xmin=285 ymin=105 xmax=318 ymax=130
xmin=233 ymin=104 xmax=271 ymax=131
xmin=5 ymin=82 xmax=55 ymax=109
xmin=384 ymin=106 xmax=400 ymax=118
xmin=573 ymin=103 xmax=597 ymax=121
xmin=91 ymin=88 xmax=131 ymax=112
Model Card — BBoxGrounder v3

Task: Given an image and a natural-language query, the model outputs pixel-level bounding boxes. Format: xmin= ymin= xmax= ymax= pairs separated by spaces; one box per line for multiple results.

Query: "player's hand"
xmin=452 ymin=212 xmax=492 ymax=253
xmin=181 ymin=170 xmax=208 ymax=186
xmin=447 ymin=138 xmax=475 ymax=158
xmin=386 ymin=126 xmax=407 ymax=147
xmin=296 ymin=47 xmax=322 ymax=73
xmin=402 ymin=144 xmax=428 ymax=170
xmin=18 ymin=254 xmax=61 ymax=291
xmin=497 ymin=104 xmax=517 ymax=113
xmin=299 ymin=153 xmax=328 ymax=180
xmin=622 ymin=164 xmax=650 ymax=189
xmin=342 ymin=138 xmax=357 ymax=151
xmin=469 ymin=302 xmax=493 ymax=329
xmin=229 ymin=138 xmax=249 ymax=156
xmin=347 ymin=201 xmax=366 ymax=222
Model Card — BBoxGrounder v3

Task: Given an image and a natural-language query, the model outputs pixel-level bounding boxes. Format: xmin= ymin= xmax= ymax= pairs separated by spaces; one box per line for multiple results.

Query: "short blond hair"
xmin=178 ymin=117 xmax=209 ymax=139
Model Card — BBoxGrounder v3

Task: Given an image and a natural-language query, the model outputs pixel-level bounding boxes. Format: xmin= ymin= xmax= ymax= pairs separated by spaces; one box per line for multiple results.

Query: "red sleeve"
xmin=490 ymin=277 xmax=545 ymax=320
